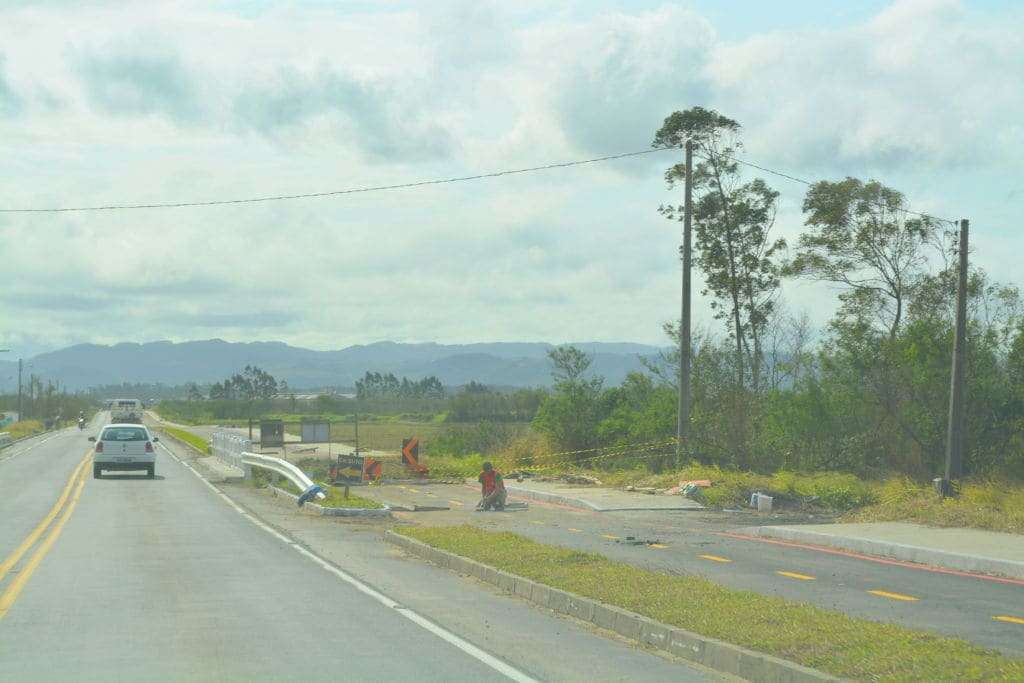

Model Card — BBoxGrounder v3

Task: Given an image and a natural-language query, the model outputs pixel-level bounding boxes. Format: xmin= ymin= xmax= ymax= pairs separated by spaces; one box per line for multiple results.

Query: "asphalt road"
xmin=0 ymin=418 xmax=716 ymax=682
xmin=374 ymin=480 xmax=1024 ymax=656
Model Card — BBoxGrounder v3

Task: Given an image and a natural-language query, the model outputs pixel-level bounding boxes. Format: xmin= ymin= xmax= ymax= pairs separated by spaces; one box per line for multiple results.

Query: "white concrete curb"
xmin=746 ymin=526 xmax=1024 ymax=580
xmin=384 ymin=531 xmax=837 ymax=682
xmin=268 ymin=485 xmax=392 ymax=518
xmin=505 ymin=485 xmax=704 ymax=512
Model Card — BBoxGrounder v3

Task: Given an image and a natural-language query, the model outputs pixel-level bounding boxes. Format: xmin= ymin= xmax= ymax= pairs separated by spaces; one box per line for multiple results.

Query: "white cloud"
xmin=0 ymin=0 xmax=1020 ymax=362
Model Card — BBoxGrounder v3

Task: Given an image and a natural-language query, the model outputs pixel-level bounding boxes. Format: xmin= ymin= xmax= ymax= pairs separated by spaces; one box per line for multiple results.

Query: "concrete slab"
xmin=747 ymin=521 xmax=1024 ymax=579
xmin=506 ymin=480 xmax=704 ymax=512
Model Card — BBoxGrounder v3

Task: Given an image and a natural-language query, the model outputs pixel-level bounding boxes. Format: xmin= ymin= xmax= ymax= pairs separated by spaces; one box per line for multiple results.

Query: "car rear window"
xmin=101 ymin=427 xmax=148 ymax=441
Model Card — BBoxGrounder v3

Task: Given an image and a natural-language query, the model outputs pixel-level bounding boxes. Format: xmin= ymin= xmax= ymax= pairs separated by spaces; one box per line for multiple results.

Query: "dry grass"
xmin=844 ymin=478 xmax=1024 ymax=534
xmin=4 ymin=420 xmax=45 ymax=440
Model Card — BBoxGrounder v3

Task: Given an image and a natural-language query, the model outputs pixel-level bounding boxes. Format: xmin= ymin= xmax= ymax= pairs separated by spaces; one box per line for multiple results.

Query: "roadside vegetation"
xmin=400 ymin=526 xmax=1024 ymax=681
xmin=3 ymin=419 xmax=46 ymax=440
xmin=845 ymin=478 xmax=1024 ymax=534
xmin=158 ymin=426 xmax=210 ymax=455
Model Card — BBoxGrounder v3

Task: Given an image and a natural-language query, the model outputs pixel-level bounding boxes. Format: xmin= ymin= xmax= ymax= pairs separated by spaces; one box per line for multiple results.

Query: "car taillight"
xmin=95 ymin=442 xmax=103 ymax=453
xmin=145 ymin=441 xmax=153 ymax=453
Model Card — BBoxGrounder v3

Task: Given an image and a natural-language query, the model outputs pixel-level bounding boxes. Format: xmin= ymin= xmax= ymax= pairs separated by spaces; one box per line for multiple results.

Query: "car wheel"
xmin=147 ymin=465 xmax=155 ymax=479
xmin=93 ymin=464 xmax=101 ymax=479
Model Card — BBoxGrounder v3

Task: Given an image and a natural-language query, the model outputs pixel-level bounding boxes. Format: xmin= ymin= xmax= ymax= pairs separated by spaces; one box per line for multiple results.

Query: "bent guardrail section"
xmin=241 ymin=450 xmax=326 ymax=506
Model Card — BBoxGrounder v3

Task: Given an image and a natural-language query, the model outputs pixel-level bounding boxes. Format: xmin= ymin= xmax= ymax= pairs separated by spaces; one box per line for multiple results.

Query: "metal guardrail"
xmin=210 ymin=429 xmax=324 ymax=505
xmin=241 ymin=451 xmax=326 ymax=505
xmin=0 ymin=432 xmax=11 ymax=449
xmin=210 ymin=431 xmax=251 ymax=475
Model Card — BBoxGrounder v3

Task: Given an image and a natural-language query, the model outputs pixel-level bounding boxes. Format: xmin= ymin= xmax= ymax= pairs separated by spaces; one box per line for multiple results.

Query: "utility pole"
xmin=942 ymin=219 xmax=969 ymax=496
xmin=17 ymin=359 xmax=23 ymax=420
xmin=676 ymin=139 xmax=693 ymax=461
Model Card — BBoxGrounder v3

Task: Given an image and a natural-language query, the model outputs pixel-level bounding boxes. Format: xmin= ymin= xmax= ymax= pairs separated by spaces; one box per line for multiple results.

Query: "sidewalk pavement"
xmin=744 ymin=521 xmax=1024 ymax=579
xmin=507 ymin=480 xmax=704 ymax=512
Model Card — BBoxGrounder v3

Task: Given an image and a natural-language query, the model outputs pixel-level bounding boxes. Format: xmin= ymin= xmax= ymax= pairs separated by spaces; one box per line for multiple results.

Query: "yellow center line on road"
xmin=777 ymin=571 xmax=816 ymax=581
xmin=994 ymin=615 xmax=1024 ymax=625
xmin=567 ymin=528 xmax=581 ymax=533
xmin=408 ymin=488 xmax=420 ymax=493
xmin=867 ymin=589 xmax=919 ymax=602
xmin=601 ymin=534 xmax=621 ymax=541
xmin=448 ymin=500 xmax=464 ymax=506
xmin=0 ymin=451 xmax=91 ymax=584
xmin=649 ymin=543 xmax=668 ymax=549
xmin=530 ymin=521 xmax=545 ymax=526
xmin=699 ymin=554 xmax=732 ymax=563
xmin=0 ymin=456 xmax=90 ymax=620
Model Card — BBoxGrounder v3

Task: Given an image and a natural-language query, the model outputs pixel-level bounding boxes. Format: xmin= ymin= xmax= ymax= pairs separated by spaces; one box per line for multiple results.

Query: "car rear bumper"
xmin=94 ymin=454 xmax=155 ymax=466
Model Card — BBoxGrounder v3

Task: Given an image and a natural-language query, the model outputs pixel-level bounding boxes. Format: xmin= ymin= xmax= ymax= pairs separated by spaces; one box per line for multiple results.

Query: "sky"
xmin=0 ymin=0 xmax=1021 ymax=358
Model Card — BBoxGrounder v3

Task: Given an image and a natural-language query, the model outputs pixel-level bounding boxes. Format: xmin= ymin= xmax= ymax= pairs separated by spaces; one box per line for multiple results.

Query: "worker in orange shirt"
xmin=476 ymin=461 xmax=507 ymax=511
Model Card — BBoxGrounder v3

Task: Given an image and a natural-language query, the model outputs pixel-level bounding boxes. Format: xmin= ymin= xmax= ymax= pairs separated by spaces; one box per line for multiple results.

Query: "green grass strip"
xmin=398 ymin=525 xmax=1024 ymax=681
xmin=160 ymin=426 xmax=210 ymax=455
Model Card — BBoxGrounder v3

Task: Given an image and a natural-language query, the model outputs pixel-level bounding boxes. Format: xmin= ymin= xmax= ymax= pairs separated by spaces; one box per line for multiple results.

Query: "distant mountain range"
xmin=0 ymin=339 xmax=667 ymax=392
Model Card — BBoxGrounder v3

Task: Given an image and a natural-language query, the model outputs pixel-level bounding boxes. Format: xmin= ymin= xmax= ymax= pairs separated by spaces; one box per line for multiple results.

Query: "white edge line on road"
xmin=0 ymin=432 xmax=64 ymax=463
xmin=156 ymin=442 xmax=539 ymax=683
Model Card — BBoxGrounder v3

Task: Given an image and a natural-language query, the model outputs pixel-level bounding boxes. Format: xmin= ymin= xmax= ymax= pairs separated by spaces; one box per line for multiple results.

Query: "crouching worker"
xmin=477 ymin=462 xmax=507 ymax=511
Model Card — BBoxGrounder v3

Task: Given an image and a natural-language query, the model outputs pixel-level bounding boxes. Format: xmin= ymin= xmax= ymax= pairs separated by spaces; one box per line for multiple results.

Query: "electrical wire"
xmin=0 ymin=148 xmax=672 ymax=213
xmin=0 ymin=143 xmax=959 ymax=225
xmin=693 ymin=149 xmax=960 ymax=226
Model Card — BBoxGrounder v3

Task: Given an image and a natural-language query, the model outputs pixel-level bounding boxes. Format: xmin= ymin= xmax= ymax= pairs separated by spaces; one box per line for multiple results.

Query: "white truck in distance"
xmin=110 ymin=399 xmax=144 ymax=424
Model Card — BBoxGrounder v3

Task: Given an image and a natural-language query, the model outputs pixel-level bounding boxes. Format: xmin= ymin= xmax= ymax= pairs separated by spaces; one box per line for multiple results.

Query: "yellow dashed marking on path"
xmin=530 ymin=520 xmax=545 ymax=526
xmin=408 ymin=488 xmax=420 ymax=493
xmin=567 ymin=528 xmax=581 ymax=533
xmin=398 ymin=485 xmax=408 ymax=490
xmin=867 ymin=590 xmax=918 ymax=602
xmin=650 ymin=543 xmax=668 ymax=549
xmin=448 ymin=500 xmax=464 ymax=507
xmin=994 ymin=615 xmax=1024 ymax=625
xmin=601 ymin=534 xmax=621 ymax=541
xmin=776 ymin=571 xmax=816 ymax=581
xmin=699 ymin=554 xmax=732 ymax=563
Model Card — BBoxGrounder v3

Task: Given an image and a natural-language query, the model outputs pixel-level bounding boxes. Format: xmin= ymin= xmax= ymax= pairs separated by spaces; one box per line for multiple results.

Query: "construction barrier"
xmin=362 ymin=457 xmax=383 ymax=482
xmin=401 ymin=437 xmax=428 ymax=475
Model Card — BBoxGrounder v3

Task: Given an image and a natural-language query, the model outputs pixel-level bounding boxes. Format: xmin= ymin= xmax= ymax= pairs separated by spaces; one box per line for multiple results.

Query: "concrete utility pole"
xmin=942 ymin=219 xmax=969 ymax=496
xmin=17 ymin=358 xmax=23 ymax=420
xmin=676 ymin=139 xmax=693 ymax=460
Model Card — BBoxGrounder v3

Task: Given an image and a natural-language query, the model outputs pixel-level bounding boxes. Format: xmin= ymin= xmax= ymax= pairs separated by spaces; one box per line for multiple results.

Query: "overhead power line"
xmin=0 ymin=148 xmax=671 ymax=213
xmin=700 ymin=150 xmax=958 ymax=225
xmin=0 ymin=144 xmax=957 ymax=223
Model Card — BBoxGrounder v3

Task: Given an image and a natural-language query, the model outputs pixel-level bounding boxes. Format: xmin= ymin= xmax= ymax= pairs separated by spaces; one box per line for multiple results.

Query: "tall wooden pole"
xmin=676 ymin=140 xmax=693 ymax=461
xmin=943 ymin=219 xmax=968 ymax=495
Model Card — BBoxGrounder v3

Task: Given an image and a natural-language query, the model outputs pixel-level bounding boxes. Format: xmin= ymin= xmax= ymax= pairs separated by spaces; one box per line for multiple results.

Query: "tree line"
xmin=206 ymin=365 xmax=283 ymax=401
xmin=355 ymin=371 xmax=445 ymax=400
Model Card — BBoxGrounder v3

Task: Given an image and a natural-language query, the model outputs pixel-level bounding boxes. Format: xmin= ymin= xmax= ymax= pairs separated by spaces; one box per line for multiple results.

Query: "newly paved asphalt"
xmin=0 ymin=418 xmax=715 ymax=682
xmin=370 ymin=480 xmax=1024 ymax=656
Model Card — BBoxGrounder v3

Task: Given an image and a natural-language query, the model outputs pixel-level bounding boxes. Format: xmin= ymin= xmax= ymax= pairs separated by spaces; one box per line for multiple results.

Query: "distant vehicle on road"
xmin=110 ymin=398 xmax=144 ymax=424
xmin=90 ymin=424 xmax=159 ymax=479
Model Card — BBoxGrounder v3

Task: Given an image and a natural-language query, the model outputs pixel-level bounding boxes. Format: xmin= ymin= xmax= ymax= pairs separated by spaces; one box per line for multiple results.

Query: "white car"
xmin=90 ymin=423 xmax=159 ymax=479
